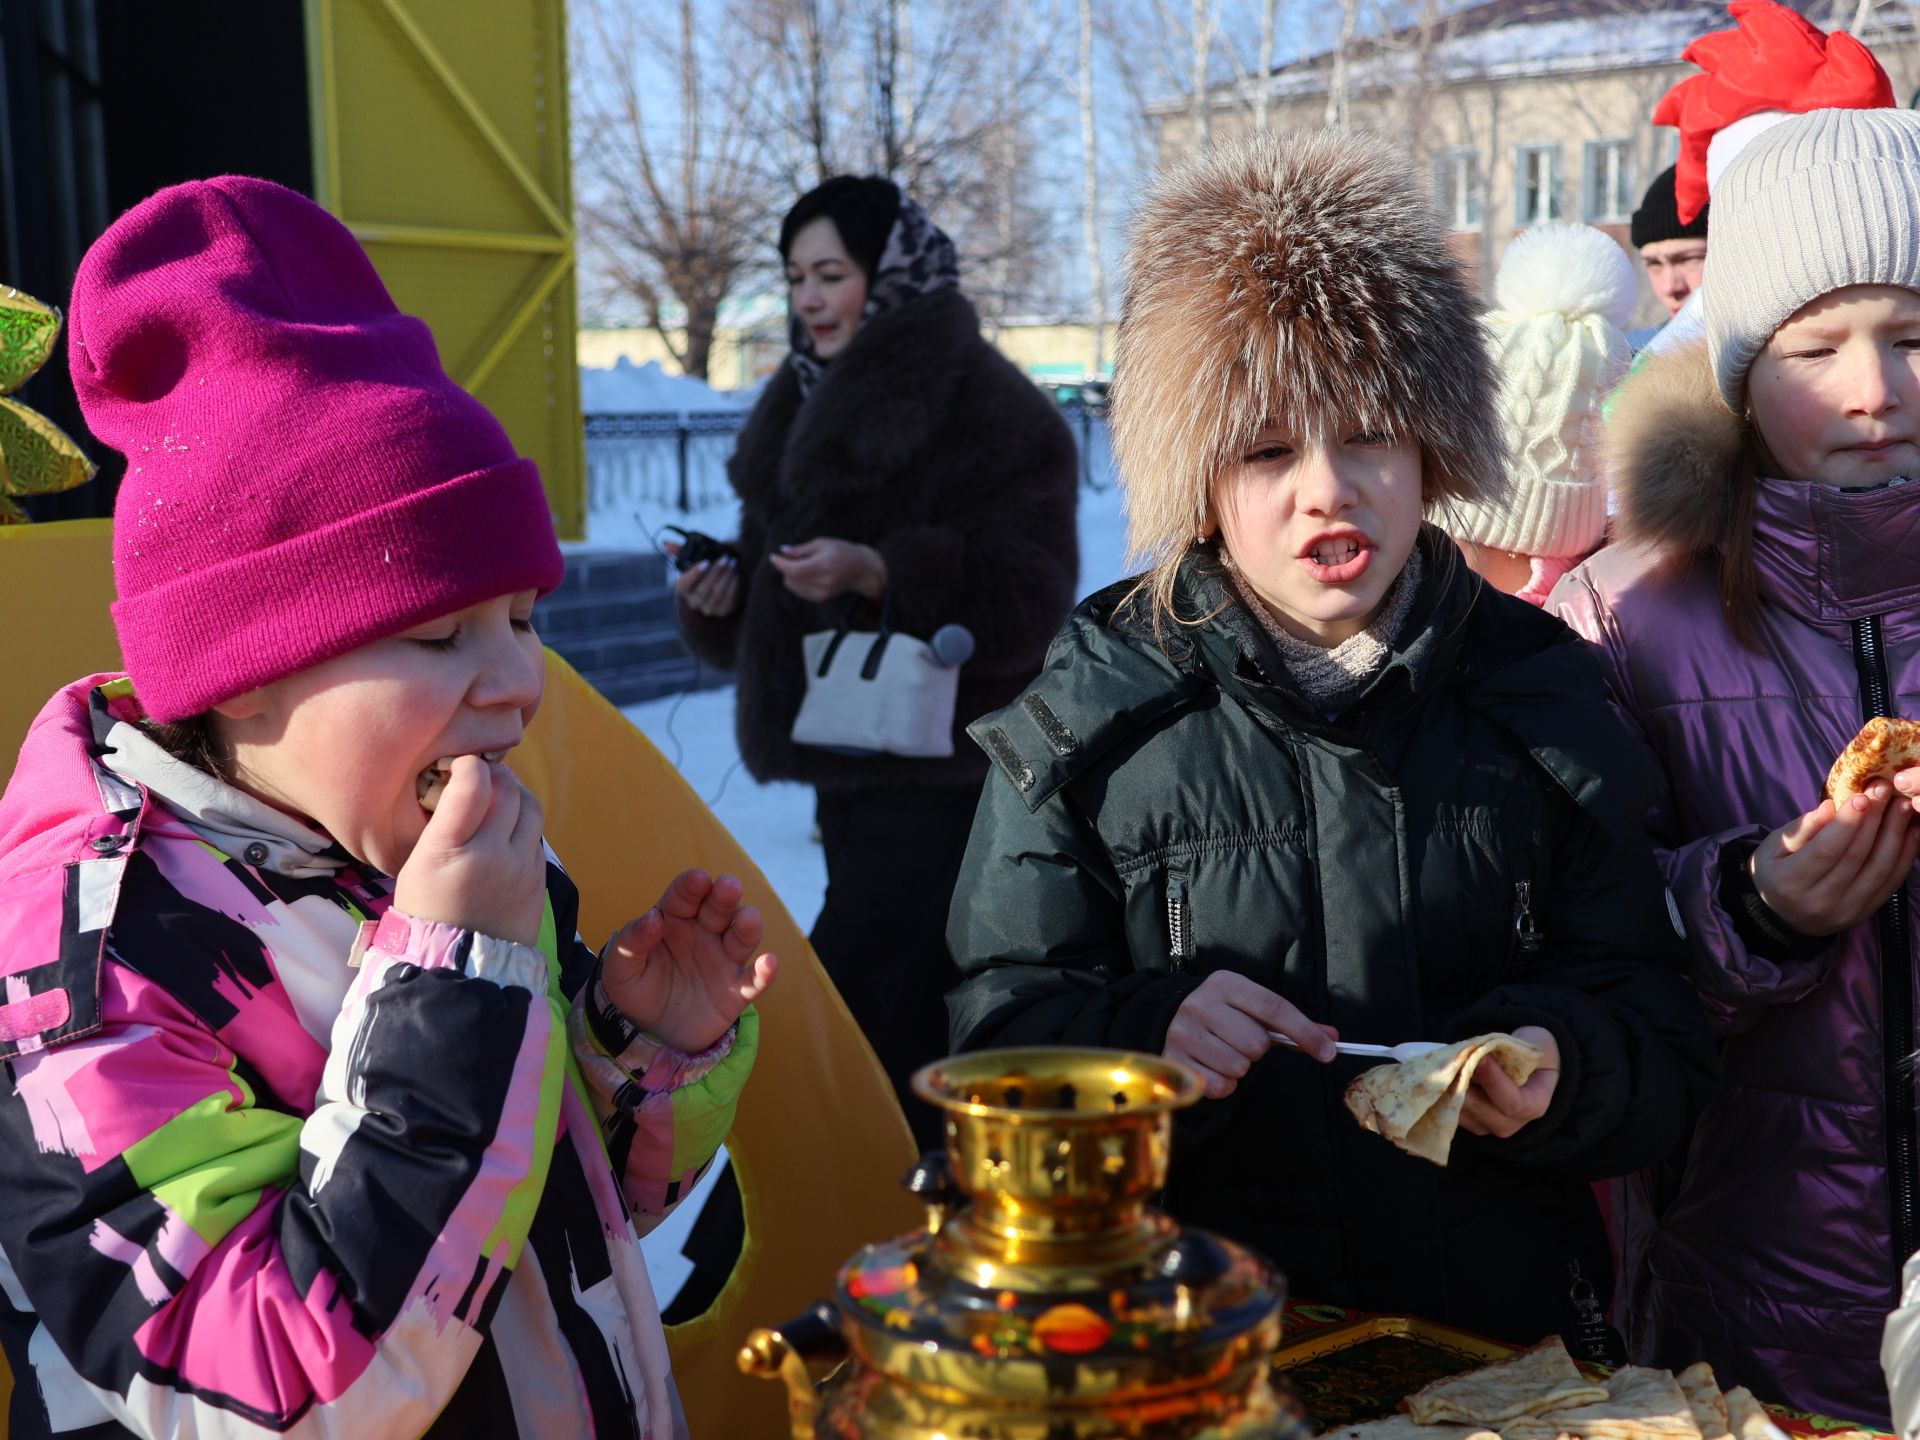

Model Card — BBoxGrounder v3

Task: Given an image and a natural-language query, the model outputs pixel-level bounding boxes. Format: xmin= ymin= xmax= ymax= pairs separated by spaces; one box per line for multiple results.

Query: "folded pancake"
xmin=1674 ymin=1363 xmax=1729 ymax=1440
xmin=1826 ymin=716 xmax=1920 ymax=804
xmin=1501 ymin=1366 xmax=1703 ymax=1440
xmin=1345 ymin=1033 xmax=1545 ymax=1167
xmin=1323 ymin=1416 xmax=1498 ymax=1440
xmin=1404 ymin=1337 xmax=1606 ymax=1426
xmin=1721 ymin=1387 xmax=1788 ymax=1440
xmin=417 ymin=758 xmax=454 ymax=813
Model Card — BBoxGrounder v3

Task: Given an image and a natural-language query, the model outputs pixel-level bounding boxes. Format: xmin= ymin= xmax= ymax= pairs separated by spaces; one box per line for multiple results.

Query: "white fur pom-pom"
xmin=1492 ymin=222 xmax=1640 ymax=331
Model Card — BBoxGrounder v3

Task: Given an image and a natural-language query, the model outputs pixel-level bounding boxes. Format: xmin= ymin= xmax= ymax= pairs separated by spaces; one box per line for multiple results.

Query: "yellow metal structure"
xmin=302 ymin=0 xmax=586 ymax=538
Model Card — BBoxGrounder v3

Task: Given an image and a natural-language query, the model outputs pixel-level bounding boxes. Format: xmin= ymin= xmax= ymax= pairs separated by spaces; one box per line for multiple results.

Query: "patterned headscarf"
xmin=787 ymin=194 xmax=960 ymax=396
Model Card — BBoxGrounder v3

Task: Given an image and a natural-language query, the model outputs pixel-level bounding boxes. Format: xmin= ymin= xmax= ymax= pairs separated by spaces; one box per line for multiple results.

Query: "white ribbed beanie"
xmin=1707 ymin=107 xmax=1920 ymax=409
xmin=1449 ymin=223 xmax=1636 ymax=560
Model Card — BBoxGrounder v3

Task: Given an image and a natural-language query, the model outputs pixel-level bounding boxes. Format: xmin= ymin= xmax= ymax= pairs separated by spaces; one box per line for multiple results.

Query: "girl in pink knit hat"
xmin=0 ymin=176 xmax=774 ymax=1440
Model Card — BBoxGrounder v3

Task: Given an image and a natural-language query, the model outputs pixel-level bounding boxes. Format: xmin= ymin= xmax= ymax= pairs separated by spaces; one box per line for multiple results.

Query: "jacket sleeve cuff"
xmin=1443 ymin=1001 xmax=1585 ymax=1152
xmin=573 ymin=999 xmax=760 ymax=1220
xmin=351 ymin=909 xmax=550 ymax=993
xmin=570 ymin=961 xmax=738 ymax=1109
xmin=1717 ymin=840 xmax=1833 ymax=965
xmin=676 ymin=598 xmax=744 ymax=670
xmin=1107 ymin=973 xmax=1203 ymax=1055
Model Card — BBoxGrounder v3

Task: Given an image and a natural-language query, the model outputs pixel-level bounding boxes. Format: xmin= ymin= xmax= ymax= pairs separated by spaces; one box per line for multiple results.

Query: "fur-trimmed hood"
xmin=1112 ymin=129 xmax=1506 ymax=565
xmin=1604 ymin=340 xmax=1747 ymax=556
xmin=1602 ymin=339 xmax=1920 ymax=624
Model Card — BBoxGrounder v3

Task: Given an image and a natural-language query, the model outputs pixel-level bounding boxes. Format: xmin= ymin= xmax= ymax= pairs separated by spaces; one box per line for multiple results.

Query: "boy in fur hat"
xmin=945 ymin=130 xmax=1715 ymax=1346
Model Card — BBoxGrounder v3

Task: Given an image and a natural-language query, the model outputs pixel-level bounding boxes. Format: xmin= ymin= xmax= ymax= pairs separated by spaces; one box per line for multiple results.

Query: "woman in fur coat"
xmin=1551 ymin=109 xmax=1920 ymax=1428
xmin=944 ymin=130 xmax=1715 ymax=1345
xmin=674 ymin=176 xmax=1079 ymax=1145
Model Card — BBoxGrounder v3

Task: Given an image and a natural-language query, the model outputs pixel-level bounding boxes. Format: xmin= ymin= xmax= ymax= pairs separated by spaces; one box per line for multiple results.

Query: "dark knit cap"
xmin=778 ymin=175 xmax=901 ymax=279
xmin=1630 ymin=165 xmax=1710 ymax=247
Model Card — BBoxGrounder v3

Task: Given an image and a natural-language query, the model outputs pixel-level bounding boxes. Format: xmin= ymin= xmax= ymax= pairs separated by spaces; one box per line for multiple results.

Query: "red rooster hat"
xmin=1653 ymin=0 xmax=1892 ymax=224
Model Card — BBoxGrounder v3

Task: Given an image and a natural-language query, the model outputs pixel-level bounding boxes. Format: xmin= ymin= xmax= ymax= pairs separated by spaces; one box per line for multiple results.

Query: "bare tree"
xmin=1189 ymin=0 xmax=1220 ymax=141
xmin=1252 ymin=0 xmax=1280 ymax=130
xmin=573 ymin=0 xmax=770 ymax=379
xmin=728 ymin=0 xmax=1062 ymax=318
xmin=1105 ymin=0 xmax=1307 ymax=156
xmin=1079 ymin=0 xmax=1106 ymax=374
xmin=1323 ymin=0 xmax=1361 ymax=127
xmin=732 ymin=0 xmax=844 ymax=187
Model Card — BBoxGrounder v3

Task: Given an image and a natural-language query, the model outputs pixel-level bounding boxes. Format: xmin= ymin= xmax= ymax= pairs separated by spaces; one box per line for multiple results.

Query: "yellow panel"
xmin=364 ymin=244 xmax=550 ymax=381
xmin=472 ymin=269 xmax=584 ymax=540
xmin=305 ymin=0 xmax=584 ymax=539
xmin=0 ymin=520 xmax=121 ymax=768
xmin=327 ymin=0 xmax=554 ymax=233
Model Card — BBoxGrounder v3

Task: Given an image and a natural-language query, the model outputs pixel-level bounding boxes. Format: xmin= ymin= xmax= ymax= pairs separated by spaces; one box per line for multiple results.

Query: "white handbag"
xmin=790 ymin=602 xmax=959 ymax=758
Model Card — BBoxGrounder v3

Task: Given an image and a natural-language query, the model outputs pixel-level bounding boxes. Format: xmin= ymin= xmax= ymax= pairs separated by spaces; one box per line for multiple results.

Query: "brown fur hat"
xmin=1111 ymin=128 xmax=1507 ymax=579
xmin=1606 ymin=340 xmax=1748 ymax=556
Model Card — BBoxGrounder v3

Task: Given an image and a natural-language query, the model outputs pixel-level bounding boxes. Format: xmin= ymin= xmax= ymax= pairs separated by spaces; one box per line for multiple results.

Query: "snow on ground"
xmin=578 ymin=357 xmax=760 ymax=414
xmin=619 ymin=477 xmax=1132 ymax=933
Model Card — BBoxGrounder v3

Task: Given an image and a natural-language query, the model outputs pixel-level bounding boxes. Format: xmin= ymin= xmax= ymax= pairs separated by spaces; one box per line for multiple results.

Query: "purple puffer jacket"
xmin=1551 ymin=344 xmax=1920 ymax=1429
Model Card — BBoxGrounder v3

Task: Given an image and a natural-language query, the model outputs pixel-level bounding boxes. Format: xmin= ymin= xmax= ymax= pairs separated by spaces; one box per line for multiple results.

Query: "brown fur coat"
xmin=680 ymin=286 xmax=1080 ymax=790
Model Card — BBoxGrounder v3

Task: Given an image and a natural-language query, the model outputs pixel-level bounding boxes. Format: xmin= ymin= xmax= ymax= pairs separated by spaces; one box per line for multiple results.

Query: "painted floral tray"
xmin=1272 ymin=1307 xmax=1511 ymax=1428
xmin=1270 ymin=1303 xmax=1890 ymax=1438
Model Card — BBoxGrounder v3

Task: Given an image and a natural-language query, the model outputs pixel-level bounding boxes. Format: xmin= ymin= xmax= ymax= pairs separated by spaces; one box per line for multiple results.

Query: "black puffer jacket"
xmin=946 ymin=535 xmax=1718 ymax=1342
xmin=680 ymin=286 xmax=1080 ymax=790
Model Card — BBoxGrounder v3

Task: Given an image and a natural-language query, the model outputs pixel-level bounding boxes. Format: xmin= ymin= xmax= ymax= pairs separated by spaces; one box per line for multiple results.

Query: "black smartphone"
xmin=662 ymin=525 xmax=739 ymax=572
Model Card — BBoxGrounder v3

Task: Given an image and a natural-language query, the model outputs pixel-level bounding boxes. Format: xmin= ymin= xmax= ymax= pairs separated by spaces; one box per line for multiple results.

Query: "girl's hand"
xmin=1164 ymin=971 xmax=1338 ymax=1099
xmin=769 ymin=538 xmax=886 ymax=602
xmin=394 ymin=756 xmax=547 ymax=949
xmin=1460 ymin=1025 xmax=1560 ymax=1139
xmin=601 ymin=870 xmax=778 ymax=1054
xmin=667 ymin=542 xmax=741 ymax=619
xmin=1752 ymin=780 xmax=1920 ymax=936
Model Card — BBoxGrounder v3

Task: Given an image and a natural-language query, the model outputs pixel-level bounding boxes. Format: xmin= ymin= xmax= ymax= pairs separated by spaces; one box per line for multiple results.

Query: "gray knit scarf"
xmin=1222 ymin=545 xmax=1425 ymax=715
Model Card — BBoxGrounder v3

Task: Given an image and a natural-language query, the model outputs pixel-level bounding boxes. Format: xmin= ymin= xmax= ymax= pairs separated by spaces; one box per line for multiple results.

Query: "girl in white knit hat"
xmin=1553 ymin=106 xmax=1920 ymax=1425
xmin=1448 ymin=222 xmax=1637 ymax=605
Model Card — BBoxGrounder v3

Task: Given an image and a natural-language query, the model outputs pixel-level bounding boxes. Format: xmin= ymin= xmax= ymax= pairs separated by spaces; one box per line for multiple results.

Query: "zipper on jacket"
xmin=1166 ymin=863 xmax=1193 ymax=969
xmin=1851 ymin=613 xmax=1919 ymax=1287
xmin=1512 ymin=880 xmax=1542 ymax=964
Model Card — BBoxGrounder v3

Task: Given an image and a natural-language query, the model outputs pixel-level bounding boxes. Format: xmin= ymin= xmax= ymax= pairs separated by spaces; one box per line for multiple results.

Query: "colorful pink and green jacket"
xmin=0 ymin=676 xmax=759 ymax=1439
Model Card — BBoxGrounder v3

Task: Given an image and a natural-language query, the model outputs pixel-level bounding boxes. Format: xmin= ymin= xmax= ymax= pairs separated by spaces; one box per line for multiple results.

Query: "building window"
xmin=1585 ymin=139 xmax=1632 ymax=223
xmin=1433 ymin=149 xmax=1482 ymax=231
xmin=1514 ymin=144 xmax=1562 ymax=225
xmin=1655 ymin=127 xmax=1680 ymax=173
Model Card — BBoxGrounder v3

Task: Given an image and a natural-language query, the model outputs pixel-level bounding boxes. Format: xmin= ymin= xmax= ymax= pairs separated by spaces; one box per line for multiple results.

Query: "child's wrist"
xmin=353 ymin=907 xmax=549 ymax=988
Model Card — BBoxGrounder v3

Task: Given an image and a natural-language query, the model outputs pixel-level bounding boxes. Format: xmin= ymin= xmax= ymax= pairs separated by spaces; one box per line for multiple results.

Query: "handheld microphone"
xmin=929 ymin=623 xmax=975 ymax=668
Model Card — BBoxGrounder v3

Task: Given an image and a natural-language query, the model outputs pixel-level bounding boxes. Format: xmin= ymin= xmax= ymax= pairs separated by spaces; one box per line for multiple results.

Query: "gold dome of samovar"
xmin=739 ymin=1047 xmax=1307 ymax=1439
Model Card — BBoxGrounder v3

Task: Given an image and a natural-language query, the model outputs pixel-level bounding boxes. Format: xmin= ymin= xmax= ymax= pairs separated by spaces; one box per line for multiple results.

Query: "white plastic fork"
xmin=1266 ymin=1033 xmax=1447 ymax=1063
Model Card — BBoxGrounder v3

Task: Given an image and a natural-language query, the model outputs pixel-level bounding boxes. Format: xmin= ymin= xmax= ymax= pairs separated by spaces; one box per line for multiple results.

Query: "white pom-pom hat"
xmin=1448 ymin=222 xmax=1637 ymax=560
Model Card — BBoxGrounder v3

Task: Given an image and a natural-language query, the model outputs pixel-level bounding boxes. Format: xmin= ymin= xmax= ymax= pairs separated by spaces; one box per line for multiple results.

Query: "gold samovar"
xmin=739 ymin=1047 xmax=1307 ymax=1439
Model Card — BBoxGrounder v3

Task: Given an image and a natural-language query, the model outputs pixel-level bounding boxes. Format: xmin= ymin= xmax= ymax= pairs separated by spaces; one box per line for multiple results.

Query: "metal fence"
xmin=582 ymin=402 xmax=1115 ymax=516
